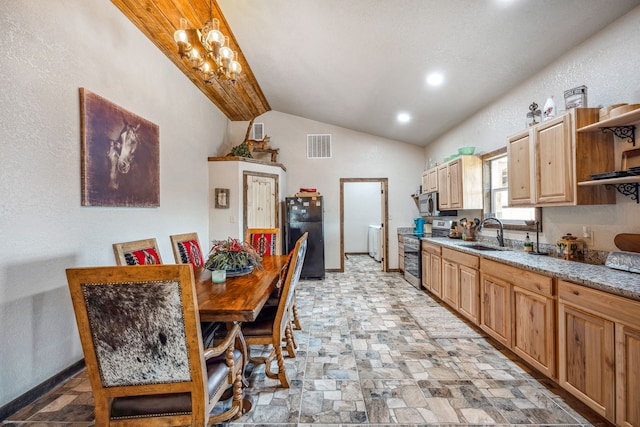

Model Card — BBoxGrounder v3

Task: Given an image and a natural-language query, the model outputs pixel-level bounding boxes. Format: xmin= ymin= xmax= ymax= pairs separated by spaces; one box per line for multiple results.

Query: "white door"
xmin=244 ymin=172 xmax=278 ymax=230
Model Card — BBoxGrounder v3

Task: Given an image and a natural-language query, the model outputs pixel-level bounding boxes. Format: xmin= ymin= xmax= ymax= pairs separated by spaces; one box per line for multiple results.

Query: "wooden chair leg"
xmin=284 ymin=323 xmax=297 ymax=358
xmin=292 ymin=301 xmax=302 ymax=330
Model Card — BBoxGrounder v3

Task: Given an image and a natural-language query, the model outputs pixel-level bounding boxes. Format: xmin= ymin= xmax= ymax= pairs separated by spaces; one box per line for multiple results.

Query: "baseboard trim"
xmin=0 ymin=360 xmax=85 ymax=421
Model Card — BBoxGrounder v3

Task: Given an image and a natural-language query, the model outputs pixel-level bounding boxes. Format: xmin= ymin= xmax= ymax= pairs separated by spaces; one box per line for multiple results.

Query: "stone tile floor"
xmin=2 ymin=255 xmax=611 ymax=426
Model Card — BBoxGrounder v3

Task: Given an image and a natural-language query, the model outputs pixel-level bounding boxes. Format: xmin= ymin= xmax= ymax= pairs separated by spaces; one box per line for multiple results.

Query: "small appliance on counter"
xmin=431 ymin=220 xmax=453 ymax=238
xmin=413 ymin=217 xmax=425 ymax=237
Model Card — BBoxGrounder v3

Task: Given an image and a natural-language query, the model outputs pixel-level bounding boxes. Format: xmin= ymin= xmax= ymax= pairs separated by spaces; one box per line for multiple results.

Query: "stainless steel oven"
xmin=403 ymin=235 xmax=421 ymax=288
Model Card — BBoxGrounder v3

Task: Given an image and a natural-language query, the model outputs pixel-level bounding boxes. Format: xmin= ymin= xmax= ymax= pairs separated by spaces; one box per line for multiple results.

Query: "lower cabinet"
xmin=421 ymin=241 xmax=441 ymax=296
xmin=441 ymin=248 xmax=480 ymax=323
xmin=398 ymin=235 xmax=404 ymax=272
xmin=558 ymin=280 xmax=640 ymax=426
xmin=480 ymin=259 xmax=555 ymax=378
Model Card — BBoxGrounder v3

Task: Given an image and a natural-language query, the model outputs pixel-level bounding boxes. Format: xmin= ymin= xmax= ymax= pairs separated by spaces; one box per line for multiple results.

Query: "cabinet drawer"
xmin=422 ymin=241 xmax=441 ymax=255
xmin=442 ymin=247 xmax=479 ymax=269
xmin=558 ymin=280 xmax=640 ymax=327
xmin=482 ymin=259 xmax=553 ymax=296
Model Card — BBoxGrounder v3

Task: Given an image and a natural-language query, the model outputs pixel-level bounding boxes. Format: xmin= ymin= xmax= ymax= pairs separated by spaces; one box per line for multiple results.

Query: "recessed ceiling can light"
xmin=426 ymin=72 xmax=444 ymax=86
xmin=397 ymin=112 xmax=411 ymax=123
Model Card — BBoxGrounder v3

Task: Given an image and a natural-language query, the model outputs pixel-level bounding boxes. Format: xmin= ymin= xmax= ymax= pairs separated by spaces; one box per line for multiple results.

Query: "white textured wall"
xmin=207 ymin=160 xmax=287 ymax=244
xmin=425 ymin=5 xmax=640 ymax=250
xmin=344 ymin=182 xmax=382 ymax=253
xmin=226 ymin=111 xmax=425 ymax=270
xmin=0 ymin=1 xmax=227 ymax=406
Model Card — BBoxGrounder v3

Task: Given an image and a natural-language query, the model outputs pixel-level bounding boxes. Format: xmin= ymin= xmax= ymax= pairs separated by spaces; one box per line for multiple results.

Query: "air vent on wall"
xmin=251 ymin=122 xmax=264 ymax=140
xmin=307 ymin=134 xmax=332 ymax=159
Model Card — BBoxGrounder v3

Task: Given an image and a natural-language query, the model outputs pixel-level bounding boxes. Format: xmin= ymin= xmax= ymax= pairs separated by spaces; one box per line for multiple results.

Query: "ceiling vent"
xmin=307 ymin=134 xmax=332 ymax=159
xmin=251 ymin=122 xmax=264 ymax=140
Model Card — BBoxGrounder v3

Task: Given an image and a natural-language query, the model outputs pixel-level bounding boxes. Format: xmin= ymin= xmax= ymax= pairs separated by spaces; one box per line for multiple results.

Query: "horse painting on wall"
xmin=80 ymin=88 xmax=159 ymax=207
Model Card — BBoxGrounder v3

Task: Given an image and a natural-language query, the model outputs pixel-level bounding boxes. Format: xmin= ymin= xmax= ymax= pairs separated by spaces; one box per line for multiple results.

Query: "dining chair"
xmin=241 ymin=232 xmax=308 ymax=388
xmin=246 ymin=227 xmax=280 ymax=256
xmin=65 ymin=264 xmax=244 ymax=426
xmin=169 ymin=232 xmax=205 ymax=269
xmin=112 ymin=238 xmax=162 ymax=266
xmin=247 ymin=227 xmax=302 ymax=330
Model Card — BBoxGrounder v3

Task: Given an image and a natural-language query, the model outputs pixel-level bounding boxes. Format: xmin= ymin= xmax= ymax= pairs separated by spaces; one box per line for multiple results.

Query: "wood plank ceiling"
xmin=111 ymin=0 xmax=270 ymax=121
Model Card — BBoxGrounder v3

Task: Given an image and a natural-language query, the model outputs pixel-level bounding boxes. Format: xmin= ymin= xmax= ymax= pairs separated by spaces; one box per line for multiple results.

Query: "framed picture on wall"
xmin=80 ymin=88 xmax=160 ymax=207
xmin=215 ymin=188 xmax=230 ymax=209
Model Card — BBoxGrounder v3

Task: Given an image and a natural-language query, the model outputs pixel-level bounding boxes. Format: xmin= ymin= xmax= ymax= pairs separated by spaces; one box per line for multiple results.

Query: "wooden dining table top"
xmin=195 ymin=254 xmax=288 ymax=322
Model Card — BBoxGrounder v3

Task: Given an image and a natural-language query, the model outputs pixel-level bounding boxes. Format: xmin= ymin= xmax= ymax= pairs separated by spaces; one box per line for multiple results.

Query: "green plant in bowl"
xmin=458 ymin=146 xmax=475 ymax=155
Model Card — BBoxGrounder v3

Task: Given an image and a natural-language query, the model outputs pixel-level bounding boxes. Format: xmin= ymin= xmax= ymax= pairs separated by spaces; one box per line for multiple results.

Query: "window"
xmin=482 ymin=148 xmax=540 ymax=231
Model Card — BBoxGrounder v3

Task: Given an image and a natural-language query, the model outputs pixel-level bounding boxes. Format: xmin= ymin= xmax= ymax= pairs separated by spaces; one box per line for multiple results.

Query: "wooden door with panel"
xmin=534 ymin=113 xmax=573 ymax=204
xmin=507 ymin=129 xmax=534 ymax=206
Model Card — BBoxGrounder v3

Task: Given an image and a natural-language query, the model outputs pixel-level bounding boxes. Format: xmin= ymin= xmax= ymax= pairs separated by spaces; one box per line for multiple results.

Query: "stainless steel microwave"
xmin=418 ymin=192 xmax=457 ymax=217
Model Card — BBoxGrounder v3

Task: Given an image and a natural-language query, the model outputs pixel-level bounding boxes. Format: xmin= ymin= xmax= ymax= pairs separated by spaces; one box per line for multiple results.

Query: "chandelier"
xmin=173 ymin=7 xmax=242 ymax=85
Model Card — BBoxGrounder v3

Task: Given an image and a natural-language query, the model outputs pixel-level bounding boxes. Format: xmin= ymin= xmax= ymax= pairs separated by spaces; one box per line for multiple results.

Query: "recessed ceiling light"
xmin=426 ymin=72 xmax=444 ymax=87
xmin=397 ymin=112 xmax=411 ymax=123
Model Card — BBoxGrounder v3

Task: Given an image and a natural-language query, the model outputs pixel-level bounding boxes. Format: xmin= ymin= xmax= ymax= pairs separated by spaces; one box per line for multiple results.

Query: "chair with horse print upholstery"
xmin=241 ymin=232 xmax=307 ymax=388
xmin=246 ymin=228 xmax=302 ymax=330
xmin=169 ymin=232 xmax=205 ymax=270
xmin=112 ymin=238 xmax=162 ymax=266
xmin=65 ymin=264 xmax=245 ymax=426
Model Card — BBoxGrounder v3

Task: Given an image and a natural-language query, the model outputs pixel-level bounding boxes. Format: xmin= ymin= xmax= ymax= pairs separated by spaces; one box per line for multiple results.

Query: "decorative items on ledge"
xmin=173 ymin=2 xmax=242 ymax=85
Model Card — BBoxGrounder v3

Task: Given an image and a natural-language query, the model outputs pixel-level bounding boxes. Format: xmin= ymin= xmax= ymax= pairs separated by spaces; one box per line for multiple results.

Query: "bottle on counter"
xmin=524 ymin=233 xmax=533 ymax=252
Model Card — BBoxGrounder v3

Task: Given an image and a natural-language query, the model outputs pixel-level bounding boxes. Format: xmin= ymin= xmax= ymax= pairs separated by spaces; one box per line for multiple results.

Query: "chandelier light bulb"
xmin=174 ymin=16 xmax=242 ymax=84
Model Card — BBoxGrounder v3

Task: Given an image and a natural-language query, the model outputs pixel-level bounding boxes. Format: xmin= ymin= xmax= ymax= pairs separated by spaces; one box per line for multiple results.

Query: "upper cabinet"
xmin=421 ymin=168 xmax=438 ymax=193
xmin=438 ymin=155 xmax=482 ymax=210
xmin=507 ymin=108 xmax=616 ymax=207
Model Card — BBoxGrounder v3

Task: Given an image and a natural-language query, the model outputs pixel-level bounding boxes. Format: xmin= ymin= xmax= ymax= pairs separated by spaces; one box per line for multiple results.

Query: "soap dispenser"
xmin=524 ymin=233 xmax=533 ymax=252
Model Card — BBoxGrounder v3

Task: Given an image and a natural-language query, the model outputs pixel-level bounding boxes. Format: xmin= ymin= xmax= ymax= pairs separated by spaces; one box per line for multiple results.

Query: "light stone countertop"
xmin=423 ymin=237 xmax=640 ymax=302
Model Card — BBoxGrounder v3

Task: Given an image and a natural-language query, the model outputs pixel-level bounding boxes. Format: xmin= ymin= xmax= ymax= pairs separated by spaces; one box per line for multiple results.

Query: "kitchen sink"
xmin=463 ymin=244 xmax=501 ymax=251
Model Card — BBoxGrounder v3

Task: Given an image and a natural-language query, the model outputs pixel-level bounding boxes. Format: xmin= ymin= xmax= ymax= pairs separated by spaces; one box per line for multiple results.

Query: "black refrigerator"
xmin=285 ymin=195 xmax=325 ymax=279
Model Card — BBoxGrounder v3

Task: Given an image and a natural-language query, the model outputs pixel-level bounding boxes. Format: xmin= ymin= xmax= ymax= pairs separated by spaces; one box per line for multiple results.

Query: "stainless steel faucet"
xmin=480 ymin=216 xmax=505 ymax=247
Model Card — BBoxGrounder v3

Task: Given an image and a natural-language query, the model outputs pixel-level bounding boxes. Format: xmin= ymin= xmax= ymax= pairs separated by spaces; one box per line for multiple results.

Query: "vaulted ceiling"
xmin=113 ymin=0 xmax=640 ymax=146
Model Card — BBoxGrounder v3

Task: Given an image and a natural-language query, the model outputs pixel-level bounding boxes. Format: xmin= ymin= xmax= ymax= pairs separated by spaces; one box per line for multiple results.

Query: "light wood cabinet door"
xmin=441 ymin=259 xmax=458 ymax=309
xmin=421 ymin=251 xmax=430 ymax=290
xmin=507 ymin=130 xmax=534 ymax=206
xmin=398 ymin=237 xmax=404 ymax=272
xmin=458 ymin=265 xmax=479 ymax=324
xmin=616 ymin=323 xmax=640 ymax=427
xmin=437 ymin=165 xmax=449 ymax=208
xmin=558 ymin=303 xmax=615 ymax=420
xmin=448 ymin=158 xmax=463 ymax=209
xmin=480 ymin=273 xmax=511 ymax=347
xmin=427 ymin=168 xmax=438 ymax=192
xmin=430 ymin=254 xmax=442 ymax=298
xmin=534 ymin=114 xmax=573 ymax=204
xmin=512 ymin=286 xmax=555 ymax=378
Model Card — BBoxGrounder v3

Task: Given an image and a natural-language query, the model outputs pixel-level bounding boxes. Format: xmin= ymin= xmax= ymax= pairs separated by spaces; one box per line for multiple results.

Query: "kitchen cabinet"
xmin=437 ymin=156 xmax=482 ymax=210
xmin=480 ymin=271 xmax=511 ymax=346
xmin=398 ymin=234 xmax=404 ymax=273
xmin=558 ymin=280 xmax=640 ymax=425
xmin=421 ymin=241 xmax=441 ymax=296
xmin=481 ymin=259 xmax=555 ymax=378
xmin=421 ymin=167 xmax=438 ymax=194
xmin=507 ymin=108 xmax=615 ymax=207
xmin=441 ymin=247 xmax=480 ymax=323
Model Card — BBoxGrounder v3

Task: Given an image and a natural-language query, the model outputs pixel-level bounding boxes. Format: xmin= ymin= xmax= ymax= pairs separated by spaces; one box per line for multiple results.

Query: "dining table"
xmin=195 ymin=254 xmax=289 ymax=322
xmin=194 ymin=254 xmax=289 ymax=414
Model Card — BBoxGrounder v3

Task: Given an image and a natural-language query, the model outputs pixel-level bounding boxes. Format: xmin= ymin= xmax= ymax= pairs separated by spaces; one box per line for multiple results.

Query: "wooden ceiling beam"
xmin=111 ymin=0 xmax=270 ymax=121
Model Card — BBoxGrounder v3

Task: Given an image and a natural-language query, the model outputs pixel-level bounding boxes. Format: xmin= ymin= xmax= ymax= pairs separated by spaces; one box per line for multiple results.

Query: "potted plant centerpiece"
xmin=204 ymin=237 xmax=262 ymax=282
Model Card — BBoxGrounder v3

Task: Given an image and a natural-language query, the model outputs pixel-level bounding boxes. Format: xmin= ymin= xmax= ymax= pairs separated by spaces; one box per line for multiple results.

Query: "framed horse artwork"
xmin=80 ymin=88 xmax=160 ymax=207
